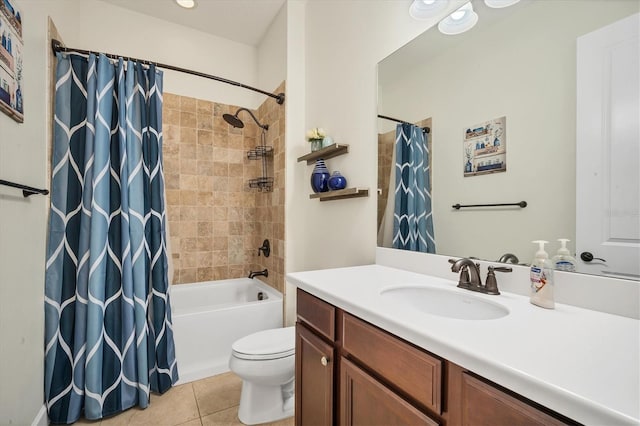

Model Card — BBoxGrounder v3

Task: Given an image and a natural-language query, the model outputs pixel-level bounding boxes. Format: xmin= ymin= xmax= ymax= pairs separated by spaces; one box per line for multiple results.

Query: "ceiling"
xmin=98 ymin=0 xmax=286 ymax=46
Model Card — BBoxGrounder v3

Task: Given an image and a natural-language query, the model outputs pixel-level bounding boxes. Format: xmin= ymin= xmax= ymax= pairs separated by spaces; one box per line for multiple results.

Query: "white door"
xmin=576 ymin=13 xmax=640 ymax=280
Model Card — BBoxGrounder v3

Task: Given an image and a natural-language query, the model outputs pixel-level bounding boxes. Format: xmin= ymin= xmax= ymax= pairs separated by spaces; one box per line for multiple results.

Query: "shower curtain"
xmin=44 ymin=52 xmax=178 ymax=423
xmin=393 ymin=123 xmax=436 ymax=253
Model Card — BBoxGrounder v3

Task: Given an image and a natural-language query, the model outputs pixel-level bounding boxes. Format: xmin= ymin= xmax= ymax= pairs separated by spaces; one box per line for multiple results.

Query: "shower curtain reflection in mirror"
xmin=379 ymin=123 xmax=435 ymax=253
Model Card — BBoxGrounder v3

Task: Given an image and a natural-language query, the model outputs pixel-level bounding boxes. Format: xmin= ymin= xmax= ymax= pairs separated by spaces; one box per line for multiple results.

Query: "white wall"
xmin=258 ymin=2 xmax=287 ymax=94
xmin=283 ymin=0 xmax=305 ymax=325
xmin=0 ymin=1 xmax=266 ymax=423
xmin=48 ymin=0 xmax=261 ymax=109
xmin=285 ymin=0 xmax=463 ymax=277
xmin=378 ymin=0 xmax=638 ymax=263
xmin=0 ymin=1 xmax=75 ymax=422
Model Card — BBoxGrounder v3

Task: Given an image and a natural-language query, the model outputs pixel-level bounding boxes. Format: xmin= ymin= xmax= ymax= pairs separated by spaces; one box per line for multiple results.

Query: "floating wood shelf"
xmin=297 ymin=143 xmax=349 ymax=164
xmin=310 ymin=187 xmax=369 ymax=202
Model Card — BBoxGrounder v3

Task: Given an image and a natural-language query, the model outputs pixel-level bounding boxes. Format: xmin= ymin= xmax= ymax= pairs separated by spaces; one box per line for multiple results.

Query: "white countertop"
xmin=287 ymin=264 xmax=640 ymax=425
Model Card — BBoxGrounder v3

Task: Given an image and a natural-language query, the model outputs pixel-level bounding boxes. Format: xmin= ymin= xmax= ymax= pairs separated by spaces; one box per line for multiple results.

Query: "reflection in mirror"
xmin=377 ymin=0 xmax=639 ymax=280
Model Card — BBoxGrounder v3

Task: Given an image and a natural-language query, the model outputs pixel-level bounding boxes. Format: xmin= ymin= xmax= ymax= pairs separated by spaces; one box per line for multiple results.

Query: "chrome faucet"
xmin=449 ymin=258 xmax=483 ymax=290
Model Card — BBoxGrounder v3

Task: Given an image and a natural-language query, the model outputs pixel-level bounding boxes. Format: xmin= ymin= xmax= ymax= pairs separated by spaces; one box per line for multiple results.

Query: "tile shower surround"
xmin=163 ymin=82 xmax=285 ymax=295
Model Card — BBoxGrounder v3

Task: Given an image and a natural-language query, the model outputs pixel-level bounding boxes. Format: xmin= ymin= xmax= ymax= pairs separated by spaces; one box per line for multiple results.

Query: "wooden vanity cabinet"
xmin=295 ymin=290 xmax=336 ymax=426
xmin=458 ymin=373 xmax=570 ymax=426
xmin=295 ymin=289 xmax=576 ymax=426
xmin=295 ymin=323 xmax=334 ymax=426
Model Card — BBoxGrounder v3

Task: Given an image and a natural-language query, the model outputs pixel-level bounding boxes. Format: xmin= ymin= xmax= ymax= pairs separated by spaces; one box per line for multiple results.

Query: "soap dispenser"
xmin=552 ymin=239 xmax=577 ymax=272
xmin=530 ymin=240 xmax=555 ymax=309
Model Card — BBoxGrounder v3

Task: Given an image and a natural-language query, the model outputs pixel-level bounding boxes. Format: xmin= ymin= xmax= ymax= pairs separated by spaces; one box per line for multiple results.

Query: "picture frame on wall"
xmin=463 ymin=116 xmax=506 ymax=177
xmin=0 ymin=0 xmax=23 ymax=123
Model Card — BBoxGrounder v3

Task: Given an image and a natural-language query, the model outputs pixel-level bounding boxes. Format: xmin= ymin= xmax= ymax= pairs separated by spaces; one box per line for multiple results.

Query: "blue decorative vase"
xmin=310 ymin=159 xmax=330 ymax=193
xmin=328 ymin=171 xmax=347 ymax=190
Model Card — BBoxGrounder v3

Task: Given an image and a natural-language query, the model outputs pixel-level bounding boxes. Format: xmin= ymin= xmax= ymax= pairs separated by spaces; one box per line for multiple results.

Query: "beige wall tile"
xmin=197 ymin=267 xmax=214 ymax=282
xmin=197 ymin=99 xmax=213 ymax=114
xmin=181 ymin=128 xmax=197 ymax=145
xmin=196 ymin=251 xmax=213 ymax=268
xmin=213 ymin=266 xmax=228 ymax=280
xmin=164 ymin=124 xmax=180 ymax=144
xmin=196 ymin=130 xmax=213 ymax=145
xmin=164 ymin=93 xmax=180 ymax=109
xmin=180 ymin=96 xmax=197 ymax=113
xmin=165 ymin=109 xmax=181 ymax=126
xmin=197 ymin=113 xmax=214 ymax=131
xmin=181 ymin=112 xmax=197 ymax=128
xmin=180 ymin=268 xmax=197 ymax=283
xmin=213 ymin=130 xmax=229 ymax=148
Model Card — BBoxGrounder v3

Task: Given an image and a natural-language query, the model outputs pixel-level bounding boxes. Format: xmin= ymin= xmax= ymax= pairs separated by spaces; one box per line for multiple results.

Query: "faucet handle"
xmin=485 ymin=265 xmax=512 ymax=295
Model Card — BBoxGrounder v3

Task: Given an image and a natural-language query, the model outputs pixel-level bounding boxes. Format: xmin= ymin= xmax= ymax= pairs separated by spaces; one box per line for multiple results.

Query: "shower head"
xmin=223 ymin=107 xmax=269 ymax=131
xmin=223 ymin=113 xmax=245 ymax=128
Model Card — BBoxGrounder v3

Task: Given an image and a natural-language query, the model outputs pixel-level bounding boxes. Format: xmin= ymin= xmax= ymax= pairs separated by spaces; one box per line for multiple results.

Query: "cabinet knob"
xmin=320 ymin=356 xmax=329 ymax=366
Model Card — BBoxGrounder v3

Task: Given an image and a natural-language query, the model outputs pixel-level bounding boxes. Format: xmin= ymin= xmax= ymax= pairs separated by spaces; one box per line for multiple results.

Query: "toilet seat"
xmin=231 ymin=326 xmax=295 ymax=360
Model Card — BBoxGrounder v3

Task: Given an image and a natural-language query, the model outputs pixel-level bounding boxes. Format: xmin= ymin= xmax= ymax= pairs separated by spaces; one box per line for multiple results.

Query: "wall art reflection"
xmin=464 ymin=116 xmax=506 ymax=177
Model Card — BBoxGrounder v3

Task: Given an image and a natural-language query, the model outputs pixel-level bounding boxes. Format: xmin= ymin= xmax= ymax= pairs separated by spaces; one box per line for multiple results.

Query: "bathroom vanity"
xmin=287 ymin=264 xmax=640 ymax=425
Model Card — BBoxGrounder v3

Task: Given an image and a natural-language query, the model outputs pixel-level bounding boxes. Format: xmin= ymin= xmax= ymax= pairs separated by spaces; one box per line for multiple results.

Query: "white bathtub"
xmin=171 ymin=278 xmax=283 ymax=384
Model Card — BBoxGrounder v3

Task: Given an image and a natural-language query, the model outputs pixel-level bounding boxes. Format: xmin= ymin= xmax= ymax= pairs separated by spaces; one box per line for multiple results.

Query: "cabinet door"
xmin=461 ymin=373 xmax=568 ymax=426
xmin=340 ymin=357 xmax=439 ymax=426
xmin=295 ymin=323 xmax=334 ymax=426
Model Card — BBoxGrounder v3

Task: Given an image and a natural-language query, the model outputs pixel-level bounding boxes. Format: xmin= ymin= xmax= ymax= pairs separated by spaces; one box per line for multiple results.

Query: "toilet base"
xmin=237 ymin=378 xmax=295 ymax=425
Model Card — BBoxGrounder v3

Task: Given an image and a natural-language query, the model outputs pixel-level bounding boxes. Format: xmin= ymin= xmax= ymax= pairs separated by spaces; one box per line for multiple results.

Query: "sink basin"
xmin=380 ymin=285 xmax=509 ymax=320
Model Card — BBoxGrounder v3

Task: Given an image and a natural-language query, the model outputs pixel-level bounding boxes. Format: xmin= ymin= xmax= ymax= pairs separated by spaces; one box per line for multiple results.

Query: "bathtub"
xmin=171 ymin=278 xmax=283 ymax=384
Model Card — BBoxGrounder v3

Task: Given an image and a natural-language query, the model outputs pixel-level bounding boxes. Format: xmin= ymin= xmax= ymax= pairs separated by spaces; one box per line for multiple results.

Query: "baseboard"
xmin=31 ymin=405 xmax=48 ymax=426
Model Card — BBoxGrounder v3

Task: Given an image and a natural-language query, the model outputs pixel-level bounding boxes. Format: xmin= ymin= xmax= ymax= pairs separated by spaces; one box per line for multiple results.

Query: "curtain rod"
xmin=378 ymin=114 xmax=430 ymax=133
xmin=51 ymin=39 xmax=285 ymax=105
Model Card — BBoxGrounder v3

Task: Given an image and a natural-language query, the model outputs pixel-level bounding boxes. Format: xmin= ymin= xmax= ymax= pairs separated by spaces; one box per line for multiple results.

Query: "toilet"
xmin=229 ymin=326 xmax=296 ymax=425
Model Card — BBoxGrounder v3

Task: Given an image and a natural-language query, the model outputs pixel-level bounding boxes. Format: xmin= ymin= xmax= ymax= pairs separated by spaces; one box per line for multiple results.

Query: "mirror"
xmin=377 ymin=0 xmax=639 ymax=279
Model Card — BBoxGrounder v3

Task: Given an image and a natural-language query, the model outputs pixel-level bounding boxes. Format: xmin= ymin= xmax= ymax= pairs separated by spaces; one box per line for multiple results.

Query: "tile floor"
xmin=75 ymin=372 xmax=294 ymax=426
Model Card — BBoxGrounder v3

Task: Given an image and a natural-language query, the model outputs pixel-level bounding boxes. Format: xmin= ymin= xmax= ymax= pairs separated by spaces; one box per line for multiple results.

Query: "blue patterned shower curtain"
xmin=393 ymin=123 xmax=436 ymax=253
xmin=44 ymin=52 xmax=178 ymax=423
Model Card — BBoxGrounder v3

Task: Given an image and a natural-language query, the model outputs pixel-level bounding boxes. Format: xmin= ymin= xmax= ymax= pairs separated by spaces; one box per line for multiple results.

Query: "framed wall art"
xmin=0 ymin=0 xmax=23 ymax=123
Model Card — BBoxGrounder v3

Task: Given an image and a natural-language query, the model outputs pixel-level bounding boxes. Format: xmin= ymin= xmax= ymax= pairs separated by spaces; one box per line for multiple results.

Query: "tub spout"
xmin=248 ymin=269 xmax=268 ymax=279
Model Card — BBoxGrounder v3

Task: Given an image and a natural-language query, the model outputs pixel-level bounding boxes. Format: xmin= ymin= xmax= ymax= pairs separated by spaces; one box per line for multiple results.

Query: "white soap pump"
xmin=553 ymin=239 xmax=577 ymax=272
xmin=530 ymin=240 xmax=555 ymax=309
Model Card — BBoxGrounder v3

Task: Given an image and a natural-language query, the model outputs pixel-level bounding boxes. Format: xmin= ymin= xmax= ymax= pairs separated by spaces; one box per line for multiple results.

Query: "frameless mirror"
xmin=377 ymin=0 xmax=639 ymax=280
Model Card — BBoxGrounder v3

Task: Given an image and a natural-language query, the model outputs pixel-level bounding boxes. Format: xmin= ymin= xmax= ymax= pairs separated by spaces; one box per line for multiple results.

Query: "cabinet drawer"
xmin=296 ymin=289 xmax=336 ymax=341
xmin=340 ymin=357 xmax=439 ymax=426
xmin=461 ymin=373 xmax=569 ymax=426
xmin=341 ymin=313 xmax=443 ymax=414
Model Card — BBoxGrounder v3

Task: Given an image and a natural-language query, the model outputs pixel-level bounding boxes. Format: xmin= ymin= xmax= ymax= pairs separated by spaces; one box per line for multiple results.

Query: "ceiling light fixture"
xmin=484 ymin=0 xmax=521 ymax=8
xmin=175 ymin=0 xmax=196 ymax=9
xmin=437 ymin=2 xmax=478 ymax=35
xmin=409 ymin=0 xmax=450 ymax=20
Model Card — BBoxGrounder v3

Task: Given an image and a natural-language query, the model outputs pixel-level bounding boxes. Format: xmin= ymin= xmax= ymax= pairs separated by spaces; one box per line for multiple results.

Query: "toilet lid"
xmin=232 ymin=326 xmax=295 ymax=360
